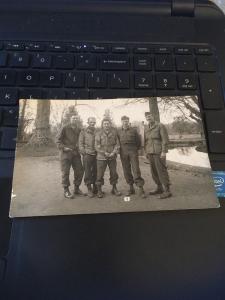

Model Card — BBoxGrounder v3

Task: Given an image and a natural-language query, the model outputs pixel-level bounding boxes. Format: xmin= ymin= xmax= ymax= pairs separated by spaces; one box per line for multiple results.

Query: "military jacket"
xmin=79 ymin=127 xmax=96 ymax=155
xmin=56 ymin=124 xmax=81 ymax=158
xmin=95 ymin=128 xmax=120 ymax=160
xmin=117 ymin=126 xmax=141 ymax=152
xmin=144 ymin=122 xmax=169 ymax=154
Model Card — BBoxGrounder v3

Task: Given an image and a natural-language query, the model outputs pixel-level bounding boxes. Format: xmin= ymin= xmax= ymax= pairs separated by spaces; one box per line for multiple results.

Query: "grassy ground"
xmin=10 ymin=155 xmax=219 ymax=217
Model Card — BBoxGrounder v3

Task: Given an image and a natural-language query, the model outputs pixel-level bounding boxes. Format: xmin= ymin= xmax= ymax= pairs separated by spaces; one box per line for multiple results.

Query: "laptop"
xmin=1 ymin=0 xmax=225 ymax=298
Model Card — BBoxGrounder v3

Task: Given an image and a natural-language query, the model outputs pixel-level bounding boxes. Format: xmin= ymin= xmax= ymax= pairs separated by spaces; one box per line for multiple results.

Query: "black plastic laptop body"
xmin=1 ymin=0 xmax=225 ymax=299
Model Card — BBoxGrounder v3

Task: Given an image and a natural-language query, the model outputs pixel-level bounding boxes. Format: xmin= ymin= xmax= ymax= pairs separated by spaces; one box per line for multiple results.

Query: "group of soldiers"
xmin=56 ymin=112 xmax=172 ymax=200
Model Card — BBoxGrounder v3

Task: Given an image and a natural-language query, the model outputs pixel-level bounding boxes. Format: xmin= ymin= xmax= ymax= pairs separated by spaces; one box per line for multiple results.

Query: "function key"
xmin=174 ymin=47 xmax=192 ymax=54
xmin=5 ymin=42 xmax=24 ymax=51
xmin=133 ymin=46 xmax=151 ymax=54
xmin=90 ymin=44 xmax=108 ymax=53
xmin=48 ymin=43 xmax=67 ymax=52
xmin=68 ymin=43 xmax=89 ymax=52
xmin=195 ymin=47 xmax=212 ymax=55
xmin=25 ymin=42 xmax=46 ymax=51
xmin=112 ymin=46 xmax=129 ymax=53
xmin=154 ymin=46 xmax=172 ymax=54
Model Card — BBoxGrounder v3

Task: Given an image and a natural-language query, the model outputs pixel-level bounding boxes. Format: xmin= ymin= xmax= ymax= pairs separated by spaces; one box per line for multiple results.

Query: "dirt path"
xmin=10 ymin=155 xmax=219 ymax=217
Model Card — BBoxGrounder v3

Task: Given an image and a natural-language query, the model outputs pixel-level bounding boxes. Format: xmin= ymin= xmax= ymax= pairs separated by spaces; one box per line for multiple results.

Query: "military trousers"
xmin=83 ymin=154 xmax=97 ymax=185
xmin=148 ymin=154 xmax=170 ymax=187
xmin=60 ymin=154 xmax=84 ymax=188
xmin=96 ymin=158 xmax=119 ymax=186
xmin=120 ymin=150 xmax=144 ymax=187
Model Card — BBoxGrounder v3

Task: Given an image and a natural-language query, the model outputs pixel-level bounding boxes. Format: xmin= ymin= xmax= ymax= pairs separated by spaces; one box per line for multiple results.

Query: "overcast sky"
xmin=20 ymin=96 xmax=200 ymax=127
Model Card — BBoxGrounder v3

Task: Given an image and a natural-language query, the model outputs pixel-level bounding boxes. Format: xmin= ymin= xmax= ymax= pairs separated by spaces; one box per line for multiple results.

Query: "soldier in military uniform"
xmin=56 ymin=115 xmax=84 ymax=199
xmin=79 ymin=117 xmax=97 ymax=198
xmin=95 ymin=118 xmax=121 ymax=198
xmin=144 ymin=112 xmax=172 ymax=199
xmin=117 ymin=115 xmax=146 ymax=198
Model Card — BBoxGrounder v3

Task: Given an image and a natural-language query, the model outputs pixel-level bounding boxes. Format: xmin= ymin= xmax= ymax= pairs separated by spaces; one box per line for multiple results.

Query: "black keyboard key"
xmin=68 ymin=43 xmax=89 ymax=52
xmin=66 ymin=90 xmax=89 ymax=99
xmin=53 ymin=54 xmax=74 ymax=69
xmin=0 ymin=52 xmax=8 ymax=67
xmin=91 ymin=90 xmax=130 ymax=99
xmin=5 ymin=42 xmax=24 ymax=51
xmin=110 ymin=72 xmax=129 ymax=89
xmin=48 ymin=43 xmax=66 ymax=52
xmin=40 ymin=71 xmax=61 ymax=87
xmin=25 ymin=42 xmax=45 ymax=51
xmin=65 ymin=72 xmax=85 ymax=88
xmin=19 ymin=89 xmax=43 ymax=99
xmin=176 ymin=55 xmax=195 ymax=71
xmin=134 ymin=56 xmax=152 ymax=71
xmin=10 ymin=52 xmax=30 ymax=68
xmin=0 ymin=71 xmax=16 ymax=86
xmin=154 ymin=47 xmax=172 ymax=54
xmin=17 ymin=71 xmax=39 ymax=86
xmin=0 ymin=127 xmax=17 ymax=149
xmin=0 ymin=88 xmax=18 ymax=105
xmin=90 ymin=44 xmax=108 ymax=53
xmin=100 ymin=55 xmax=129 ymax=70
xmin=199 ymin=74 xmax=224 ymax=109
xmin=174 ymin=47 xmax=192 ymax=55
xmin=32 ymin=53 xmax=52 ymax=69
xmin=135 ymin=73 xmax=153 ymax=89
xmin=0 ymin=43 xmax=3 ymax=50
xmin=46 ymin=89 xmax=66 ymax=99
xmin=177 ymin=73 xmax=197 ymax=90
xmin=195 ymin=47 xmax=212 ymax=55
xmin=88 ymin=72 xmax=107 ymax=88
xmin=156 ymin=73 xmax=176 ymax=89
xmin=3 ymin=107 xmax=19 ymax=126
xmin=155 ymin=55 xmax=174 ymax=71
xmin=205 ymin=111 xmax=225 ymax=153
xmin=0 ymin=107 xmax=2 ymax=123
xmin=77 ymin=54 xmax=97 ymax=70
xmin=112 ymin=46 xmax=128 ymax=53
xmin=133 ymin=46 xmax=151 ymax=54
xmin=197 ymin=56 xmax=217 ymax=72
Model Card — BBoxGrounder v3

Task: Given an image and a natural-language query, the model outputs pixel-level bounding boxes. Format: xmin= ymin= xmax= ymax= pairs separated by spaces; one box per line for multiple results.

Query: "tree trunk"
xmin=28 ymin=100 xmax=53 ymax=147
xmin=149 ymin=97 xmax=160 ymax=122
xmin=17 ymin=99 xmax=27 ymax=142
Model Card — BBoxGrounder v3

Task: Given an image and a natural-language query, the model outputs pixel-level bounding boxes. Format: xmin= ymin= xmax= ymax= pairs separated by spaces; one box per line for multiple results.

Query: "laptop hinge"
xmin=172 ymin=0 xmax=195 ymax=17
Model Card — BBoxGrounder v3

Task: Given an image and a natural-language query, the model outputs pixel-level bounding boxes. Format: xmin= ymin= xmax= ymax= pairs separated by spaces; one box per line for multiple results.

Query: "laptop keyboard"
xmin=0 ymin=41 xmax=224 ymax=155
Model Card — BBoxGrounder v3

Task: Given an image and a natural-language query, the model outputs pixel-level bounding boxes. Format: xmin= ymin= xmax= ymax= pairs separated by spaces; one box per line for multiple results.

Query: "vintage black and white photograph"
xmin=10 ymin=96 xmax=219 ymax=217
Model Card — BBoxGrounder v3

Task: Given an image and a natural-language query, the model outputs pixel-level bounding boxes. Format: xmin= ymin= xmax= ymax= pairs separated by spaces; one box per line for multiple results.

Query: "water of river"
xmin=167 ymin=147 xmax=211 ymax=168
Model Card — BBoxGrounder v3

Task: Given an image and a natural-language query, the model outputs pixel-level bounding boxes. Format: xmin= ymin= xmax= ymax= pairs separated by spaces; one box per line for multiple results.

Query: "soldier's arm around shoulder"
xmin=159 ymin=123 xmax=169 ymax=153
xmin=112 ymin=133 xmax=120 ymax=155
xmin=56 ymin=126 xmax=65 ymax=150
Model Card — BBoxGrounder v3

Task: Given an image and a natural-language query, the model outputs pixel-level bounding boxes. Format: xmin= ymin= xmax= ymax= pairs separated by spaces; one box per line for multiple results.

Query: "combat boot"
xmin=87 ymin=184 xmax=94 ymax=198
xmin=149 ymin=185 xmax=163 ymax=195
xmin=138 ymin=186 xmax=146 ymax=199
xmin=64 ymin=187 xmax=74 ymax=199
xmin=74 ymin=185 xmax=86 ymax=196
xmin=92 ymin=184 xmax=98 ymax=195
xmin=126 ymin=184 xmax=135 ymax=196
xmin=111 ymin=184 xmax=121 ymax=196
xmin=97 ymin=185 xmax=104 ymax=198
xmin=158 ymin=185 xmax=172 ymax=199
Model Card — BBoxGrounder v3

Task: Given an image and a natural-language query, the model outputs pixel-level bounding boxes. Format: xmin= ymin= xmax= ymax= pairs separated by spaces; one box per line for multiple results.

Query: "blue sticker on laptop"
xmin=212 ymin=171 xmax=225 ymax=198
